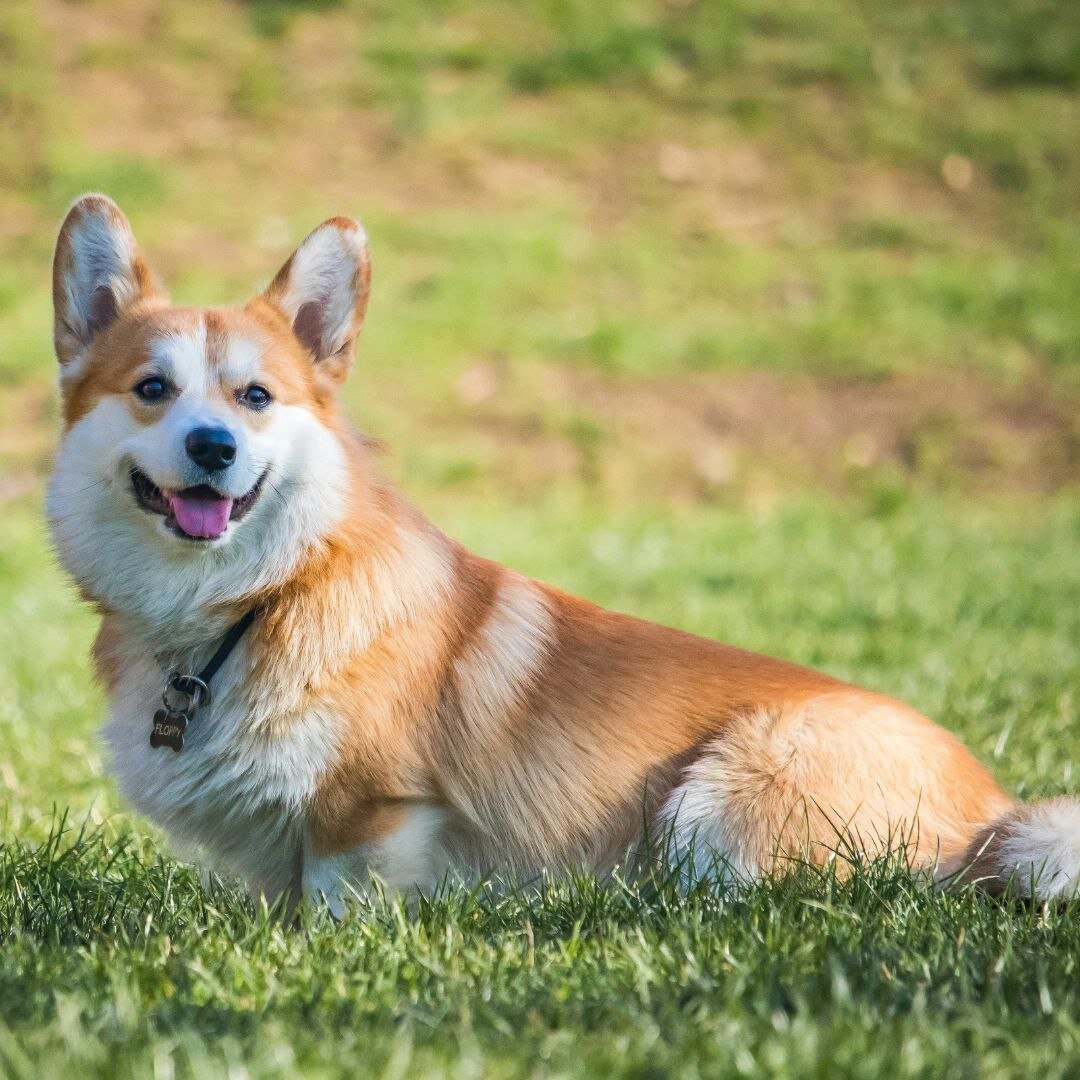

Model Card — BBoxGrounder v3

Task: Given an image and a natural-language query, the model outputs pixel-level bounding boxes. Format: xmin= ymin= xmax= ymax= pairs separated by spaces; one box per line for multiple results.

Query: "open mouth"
xmin=131 ymin=468 xmax=266 ymax=541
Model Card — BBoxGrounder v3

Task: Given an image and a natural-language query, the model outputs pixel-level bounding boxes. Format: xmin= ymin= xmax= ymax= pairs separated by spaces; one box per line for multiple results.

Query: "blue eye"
xmin=134 ymin=377 xmax=169 ymax=402
xmin=240 ymin=384 xmax=272 ymax=410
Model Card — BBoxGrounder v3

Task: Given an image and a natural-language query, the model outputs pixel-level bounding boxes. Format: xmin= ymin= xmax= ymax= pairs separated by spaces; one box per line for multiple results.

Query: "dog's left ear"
xmin=260 ymin=216 xmax=372 ymax=385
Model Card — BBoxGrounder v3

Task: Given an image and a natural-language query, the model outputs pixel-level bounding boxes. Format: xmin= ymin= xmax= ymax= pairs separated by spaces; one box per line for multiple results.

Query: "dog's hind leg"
xmin=656 ymin=692 xmax=1011 ymax=886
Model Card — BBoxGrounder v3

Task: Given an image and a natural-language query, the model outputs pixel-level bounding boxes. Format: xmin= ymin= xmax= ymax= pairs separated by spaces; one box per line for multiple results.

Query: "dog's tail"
xmin=941 ymin=797 xmax=1080 ymax=900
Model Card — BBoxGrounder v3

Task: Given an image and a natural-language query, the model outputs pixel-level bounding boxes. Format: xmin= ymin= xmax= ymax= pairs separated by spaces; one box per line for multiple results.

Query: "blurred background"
xmin=4 ymin=0 xmax=1080 ymax=505
xmin=1 ymin=0 xmax=1079 ymax=833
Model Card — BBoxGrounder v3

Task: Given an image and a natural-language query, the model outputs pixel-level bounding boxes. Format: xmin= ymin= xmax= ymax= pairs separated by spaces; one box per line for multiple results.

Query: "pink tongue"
xmin=168 ymin=492 xmax=234 ymax=539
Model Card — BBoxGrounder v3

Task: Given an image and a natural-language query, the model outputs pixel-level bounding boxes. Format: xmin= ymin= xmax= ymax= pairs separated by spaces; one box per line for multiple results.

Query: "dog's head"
xmin=47 ymin=194 xmax=371 ymax=626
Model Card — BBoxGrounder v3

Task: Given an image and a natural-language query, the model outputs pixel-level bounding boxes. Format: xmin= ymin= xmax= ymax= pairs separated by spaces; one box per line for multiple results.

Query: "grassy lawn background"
xmin=1 ymin=0 xmax=1079 ymax=1075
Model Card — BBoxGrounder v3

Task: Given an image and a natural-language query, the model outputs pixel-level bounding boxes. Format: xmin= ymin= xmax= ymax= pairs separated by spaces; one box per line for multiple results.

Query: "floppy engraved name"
xmin=150 ymin=710 xmax=187 ymax=752
xmin=148 ymin=673 xmax=208 ymax=754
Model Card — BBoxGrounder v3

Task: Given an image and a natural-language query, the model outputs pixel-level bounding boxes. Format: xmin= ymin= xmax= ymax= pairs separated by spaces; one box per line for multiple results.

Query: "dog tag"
xmin=150 ymin=708 xmax=188 ymax=752
xmin=150 ymin=673 xmax=209 ymax=753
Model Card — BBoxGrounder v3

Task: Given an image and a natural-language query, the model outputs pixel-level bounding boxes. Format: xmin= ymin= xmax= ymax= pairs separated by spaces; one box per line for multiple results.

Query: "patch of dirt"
xmin=453 ymin=364 xmax=1080 ymax=504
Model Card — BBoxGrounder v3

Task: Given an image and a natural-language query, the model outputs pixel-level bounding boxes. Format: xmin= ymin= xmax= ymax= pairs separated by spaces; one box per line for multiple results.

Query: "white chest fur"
xmin=102 ymin=637 xmax=339 ymax=899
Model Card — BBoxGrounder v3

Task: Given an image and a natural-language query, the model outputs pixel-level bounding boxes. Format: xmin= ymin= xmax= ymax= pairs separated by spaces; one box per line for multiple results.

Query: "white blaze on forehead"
xmin=150 ymin=319 xmax=209 ymax=394
xmin=146 ymin=329 xmax=267 ymax=397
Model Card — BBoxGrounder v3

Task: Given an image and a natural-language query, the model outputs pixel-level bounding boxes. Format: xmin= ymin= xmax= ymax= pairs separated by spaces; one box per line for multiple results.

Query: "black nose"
xmin=185 ymin=426 xmax=237 ymax=471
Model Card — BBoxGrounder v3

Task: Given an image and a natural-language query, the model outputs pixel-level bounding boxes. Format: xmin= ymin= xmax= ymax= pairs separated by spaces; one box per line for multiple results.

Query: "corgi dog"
xmin=48 ymin=194 xmax=1079 ymax=912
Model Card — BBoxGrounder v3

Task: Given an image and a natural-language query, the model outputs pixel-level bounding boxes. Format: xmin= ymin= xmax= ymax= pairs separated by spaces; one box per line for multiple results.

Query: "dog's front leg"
xmin=301 ymin=804 xmax=451 ymax=917
xmin=243 ymin=843 xmax=306 ymax=921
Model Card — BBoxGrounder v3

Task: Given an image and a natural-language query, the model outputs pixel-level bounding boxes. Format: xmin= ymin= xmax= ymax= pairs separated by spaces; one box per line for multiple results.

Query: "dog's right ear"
xmin=52 ymin=194 xmax=160 ymax=368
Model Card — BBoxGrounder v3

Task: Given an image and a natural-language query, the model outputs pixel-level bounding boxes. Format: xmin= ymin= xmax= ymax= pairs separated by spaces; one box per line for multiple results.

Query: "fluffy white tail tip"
xmin=946 ymin=797 xmax=1080 ymax=900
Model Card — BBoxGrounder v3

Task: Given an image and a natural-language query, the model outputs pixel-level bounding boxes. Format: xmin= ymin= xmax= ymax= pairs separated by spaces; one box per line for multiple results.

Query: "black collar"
xmin=150 ymin=608 xmax=258 ymax=752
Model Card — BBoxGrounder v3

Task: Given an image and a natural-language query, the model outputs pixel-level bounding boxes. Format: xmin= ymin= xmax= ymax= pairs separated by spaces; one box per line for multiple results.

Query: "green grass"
xmin=3 ymin=0 xmax=1080 ymax=1075
xmin=4 ymin=826 xmax=1080 ymax=1079
xmin=3 ymin=493 xmax=1080 ymax=1077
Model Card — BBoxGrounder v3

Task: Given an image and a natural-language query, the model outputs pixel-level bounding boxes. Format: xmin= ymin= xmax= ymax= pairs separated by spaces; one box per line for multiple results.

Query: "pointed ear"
xmin=260 ymin=216 xmax=372 ymax=384
xmin=52 ymin=194 xmax=160 ymax=368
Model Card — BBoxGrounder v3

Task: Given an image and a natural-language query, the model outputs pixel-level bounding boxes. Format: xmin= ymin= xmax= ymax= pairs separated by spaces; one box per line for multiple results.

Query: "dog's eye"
xmin=239 ymin=384 xmax=272 ymax=410
xmin=134 ymin=377 xmax=169 ymax=403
